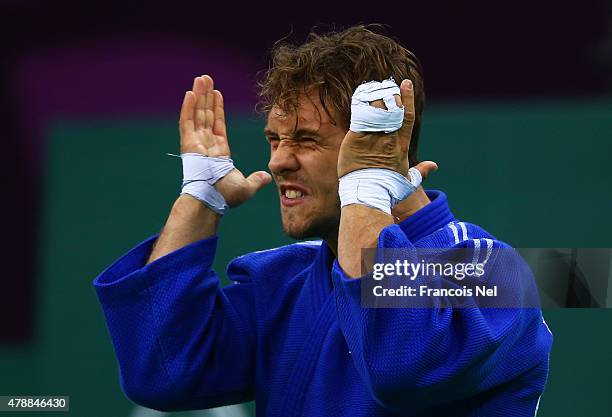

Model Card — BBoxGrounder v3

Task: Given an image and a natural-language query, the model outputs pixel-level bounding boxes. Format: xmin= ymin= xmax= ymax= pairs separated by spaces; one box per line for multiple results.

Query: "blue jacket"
xmin=94 ymin=190 xmax=552 ymax=416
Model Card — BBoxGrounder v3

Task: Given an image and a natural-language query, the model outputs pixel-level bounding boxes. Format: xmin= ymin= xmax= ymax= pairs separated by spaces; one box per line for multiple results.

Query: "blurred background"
xmin=1 ymin=0 xmax=611 ymax=416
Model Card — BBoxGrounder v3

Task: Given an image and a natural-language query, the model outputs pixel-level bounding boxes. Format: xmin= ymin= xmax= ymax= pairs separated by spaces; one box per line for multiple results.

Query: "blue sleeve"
xmin=93 ymin=235 xmax=256 ymax=411
xmin=332 ymin=224 xmax=552 ymax=413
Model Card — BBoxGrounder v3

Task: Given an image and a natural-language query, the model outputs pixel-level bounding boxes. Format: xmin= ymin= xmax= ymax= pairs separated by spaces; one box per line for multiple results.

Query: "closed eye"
xmin=266 ymin=136 xmax=280 ymax=150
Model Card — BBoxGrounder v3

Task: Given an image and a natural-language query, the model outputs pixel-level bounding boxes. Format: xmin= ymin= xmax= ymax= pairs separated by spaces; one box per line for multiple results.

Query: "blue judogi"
xmin=94 ymin=190 xmax=552 ymax=416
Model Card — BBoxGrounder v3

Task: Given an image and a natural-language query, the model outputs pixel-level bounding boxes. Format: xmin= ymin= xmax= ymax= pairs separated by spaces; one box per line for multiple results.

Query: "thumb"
xmin=216 ymin=169 xmax=272 ymax=207
xmin=412 ymin=161 xmax=438 ymax=182
xmin=245 ymin=171 xmax=272 ymax=193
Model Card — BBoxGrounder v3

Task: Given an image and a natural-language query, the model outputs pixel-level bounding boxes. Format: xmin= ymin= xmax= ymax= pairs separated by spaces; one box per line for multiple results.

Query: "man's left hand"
xmin=337 ymin=79 xmax=437 ymax=180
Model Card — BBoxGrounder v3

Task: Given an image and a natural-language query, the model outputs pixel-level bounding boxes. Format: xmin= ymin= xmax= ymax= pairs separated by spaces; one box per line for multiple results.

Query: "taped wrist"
xmin=179 ymin=153 xmax=235 ymax=215
xmin=349 ymin=77 xmax=404 ymax=133
xmin=338 ymin=168 xmax=422 ymax=214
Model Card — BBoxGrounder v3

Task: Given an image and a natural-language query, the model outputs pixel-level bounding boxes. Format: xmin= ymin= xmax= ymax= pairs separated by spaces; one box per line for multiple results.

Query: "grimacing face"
xmin=265 ymin=90 xmax=347 ymax=240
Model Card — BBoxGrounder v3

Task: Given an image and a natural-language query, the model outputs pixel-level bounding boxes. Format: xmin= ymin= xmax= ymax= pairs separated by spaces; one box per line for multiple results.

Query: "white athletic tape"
xmin=349 ymin=78 xmax=404 ymax=133
xmin=408 ymin=166 xmax=422 ymax=188
xmin=179 ymin=153 xmax=235 ymax=215
xmin=181 ymin=153 xmax=234 ymax=185
xmin=181 ymin=181 xmax=229 ymax=215
xmin=338 ymin=167 xmax=422 ymax=214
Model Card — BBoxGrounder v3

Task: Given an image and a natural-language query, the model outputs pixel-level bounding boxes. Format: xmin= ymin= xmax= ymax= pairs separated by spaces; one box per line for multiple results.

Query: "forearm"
xmin=333 ymin=232 xmax=550 ymax=412
xmin=147 ymin=194 xmax=220 ymax=263
xmin=337 ymin=80 xmax=428 ymax=278
xmin=95 ymin=230 xmax=256 ymax=410
xmin=337 ymin=205 xmax=393 ymax=278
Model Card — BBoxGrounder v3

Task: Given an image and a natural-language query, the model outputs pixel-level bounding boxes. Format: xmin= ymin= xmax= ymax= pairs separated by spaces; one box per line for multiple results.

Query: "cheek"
xmin=311 ymin=166 xmax=340 ymax=197
xmin=310 ymin=151 xmax=340 ymax=178
xmin=313 ymin=178 xmax=340 ymax=212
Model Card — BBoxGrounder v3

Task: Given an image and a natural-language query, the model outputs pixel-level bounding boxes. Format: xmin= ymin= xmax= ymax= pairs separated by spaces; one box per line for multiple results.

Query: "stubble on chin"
xmin=280 ymin=209 xmax=340 ymax=241
xmin=280 ymin=211 xmax=309 ymax=240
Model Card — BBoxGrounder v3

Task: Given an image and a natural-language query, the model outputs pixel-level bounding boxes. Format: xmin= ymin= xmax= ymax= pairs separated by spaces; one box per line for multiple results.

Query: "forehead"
xmin=265 ymin=90 xmax=341 ymax=136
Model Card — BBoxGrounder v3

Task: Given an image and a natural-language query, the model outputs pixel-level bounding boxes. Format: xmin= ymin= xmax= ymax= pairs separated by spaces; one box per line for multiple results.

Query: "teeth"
xmin=284 ymin=189 xmax=304 ymax=199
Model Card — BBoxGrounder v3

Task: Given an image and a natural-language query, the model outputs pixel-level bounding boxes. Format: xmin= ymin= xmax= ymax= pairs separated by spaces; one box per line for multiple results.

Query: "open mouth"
xmin=279 ymin=184 xmax=309 ymax=206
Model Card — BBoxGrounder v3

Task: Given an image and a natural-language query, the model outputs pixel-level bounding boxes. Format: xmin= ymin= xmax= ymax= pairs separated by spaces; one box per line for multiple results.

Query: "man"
xmin=94 ymin=26 xmax=552 ymax=416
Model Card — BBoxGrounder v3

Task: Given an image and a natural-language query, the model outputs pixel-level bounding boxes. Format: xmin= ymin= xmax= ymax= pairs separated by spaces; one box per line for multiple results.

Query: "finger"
xmin=202 ymin=74 xmax=214 ymax=91
xmin=244 ymin=171 xmax=273 ymax=197
xmin=212 ymin=90 xmax=227 ymax=138
xmin=194 ymin=76 xmax=214 ymax=130
xmin=202 ymin=75 xmax=215 ymax=130
xmin=217 ymin=170 xmax=272 ymax=207
xmin=412 ymin=160 xmax=438 ymax=181
xmin=194 ymin=77 xmax=207 ymax=130
xmin=368 ymin=93 xmax=402 ymax=110
xmin=193 ymin=76 xmax=205 ymax=96
xmin=369 ymin=99 xmax=386 ymax=109
xmin=197 ymin=74 xmax=214 ymax=100
xmin=205 ymin=89 xmax=214 ymax=130
xmin=179 ymin=91 xmax=196 ymax=134
xmin=394 ymin=94 xmax=402 ymax=107
xmin=397 ymin=79 xmax=415 ymax=142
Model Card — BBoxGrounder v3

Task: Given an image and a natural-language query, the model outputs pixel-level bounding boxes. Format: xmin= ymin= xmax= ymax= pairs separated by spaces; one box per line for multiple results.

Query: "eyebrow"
xmin=263 ymin=127 xmax=321 ymax=139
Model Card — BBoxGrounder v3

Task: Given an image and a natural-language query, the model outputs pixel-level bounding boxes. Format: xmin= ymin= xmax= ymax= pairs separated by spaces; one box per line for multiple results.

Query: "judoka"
xmin=94 ymin=25 xmax=552 ymax=416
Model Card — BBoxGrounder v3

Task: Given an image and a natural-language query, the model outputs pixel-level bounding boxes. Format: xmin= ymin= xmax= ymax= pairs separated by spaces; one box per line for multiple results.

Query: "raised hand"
xmin=180 ymin=75 xmax=230 ymax=156
xmin=337 ymin=79 xmax=437 ymax=180
xmin=337 ymin=80 xmax=438 ymax=277
xmin=179 ymin=75 xmax=271 ymax=207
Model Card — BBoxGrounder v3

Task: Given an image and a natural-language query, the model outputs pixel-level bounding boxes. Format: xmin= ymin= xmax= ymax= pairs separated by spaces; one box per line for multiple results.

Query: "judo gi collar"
xmin=398 ymin=190 xmax=455 ymax=243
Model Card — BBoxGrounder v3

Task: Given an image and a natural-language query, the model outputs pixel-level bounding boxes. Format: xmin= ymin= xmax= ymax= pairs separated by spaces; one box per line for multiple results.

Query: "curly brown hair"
xmin=258 ymin=24 xmax=425 ymax=166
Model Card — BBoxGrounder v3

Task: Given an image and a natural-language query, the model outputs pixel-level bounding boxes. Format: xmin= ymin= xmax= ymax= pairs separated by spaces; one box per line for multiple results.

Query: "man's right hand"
xmin=147 ymin=75 xmax=271 ymax=264
xmin=180 ymin=75 xmax=271 ymax=207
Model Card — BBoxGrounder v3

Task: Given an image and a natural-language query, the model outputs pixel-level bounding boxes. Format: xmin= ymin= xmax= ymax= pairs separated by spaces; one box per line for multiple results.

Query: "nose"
xmin=268 ymin=140 xmax=300 ymax=175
